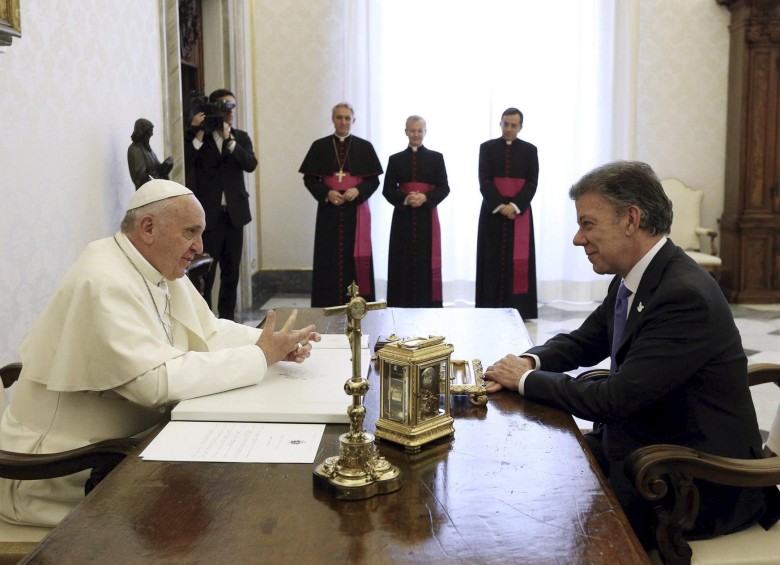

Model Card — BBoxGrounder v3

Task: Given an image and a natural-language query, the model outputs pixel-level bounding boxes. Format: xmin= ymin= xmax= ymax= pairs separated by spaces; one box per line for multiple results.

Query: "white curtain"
xmin=345 ymin=0 xmax=638 ymax=305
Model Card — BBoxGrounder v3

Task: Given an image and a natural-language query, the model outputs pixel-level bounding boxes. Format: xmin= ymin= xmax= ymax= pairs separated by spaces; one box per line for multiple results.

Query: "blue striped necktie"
xmin=611 ymin=281 xmax=632 ymax=371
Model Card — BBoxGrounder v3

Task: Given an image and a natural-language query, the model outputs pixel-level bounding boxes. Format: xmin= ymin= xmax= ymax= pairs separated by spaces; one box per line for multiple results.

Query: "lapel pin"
xmin=637 ymin=302 xmax=644 ymax=312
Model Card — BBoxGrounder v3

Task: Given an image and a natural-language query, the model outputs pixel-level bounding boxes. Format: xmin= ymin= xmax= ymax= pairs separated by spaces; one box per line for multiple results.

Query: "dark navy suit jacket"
xmin=525 ymin=240 xmax=779 ymax=537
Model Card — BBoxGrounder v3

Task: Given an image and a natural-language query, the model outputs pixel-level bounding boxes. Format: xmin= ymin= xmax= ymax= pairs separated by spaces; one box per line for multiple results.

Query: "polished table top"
xmin=23 ymin=308 xmax=649 ymax=564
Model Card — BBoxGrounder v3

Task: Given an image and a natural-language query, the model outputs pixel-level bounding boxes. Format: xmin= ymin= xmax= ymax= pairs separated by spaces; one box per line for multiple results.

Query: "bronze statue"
xmin=127 ymin=118 xmax=173 ymax=190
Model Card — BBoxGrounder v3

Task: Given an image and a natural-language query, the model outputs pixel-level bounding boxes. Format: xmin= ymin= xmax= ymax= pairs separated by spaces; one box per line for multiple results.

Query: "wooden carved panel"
xmin=179 ymin=0 xmax=202 ymax=67
xmin=741 ymin=234 xmax=771 ymax=289
xmin=775 ymin=240 xmax=780 ymax=288
xmin=0 ymin=0 xmax=21 ymax=47
xmin=719 ymin=0 xmax=780 ymax=302
xmin=747 ymin=51 xmax=771 ymax=210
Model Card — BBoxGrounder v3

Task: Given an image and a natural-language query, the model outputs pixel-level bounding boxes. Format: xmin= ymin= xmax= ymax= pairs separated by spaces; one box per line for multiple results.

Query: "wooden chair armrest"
xmin=187 ymin=253 xmax=214 ymax=273
xmin=748 ymin=363 xmax=780 ymax=388
xmin=626 ymin=444 xmax=780 ymax=565
xmin=0 ymin=363 xmax=22 ymax=389
xmin=694 ymin=227 xmax=719 ymax=256
xmin=575 ymin=368 xmax=609 ymax=383
xmin=0 ymin=438 xmax=140 ymax=480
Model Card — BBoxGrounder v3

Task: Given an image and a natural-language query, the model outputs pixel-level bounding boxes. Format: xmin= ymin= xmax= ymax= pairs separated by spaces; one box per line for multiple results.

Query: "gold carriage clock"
xmin=375 ymin=336 xmax=454 ymax=452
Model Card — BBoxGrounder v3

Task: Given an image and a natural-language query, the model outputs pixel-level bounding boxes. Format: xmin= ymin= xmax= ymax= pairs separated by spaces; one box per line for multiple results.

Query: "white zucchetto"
xmin=127 ymin=179 xmax=193 ymax=211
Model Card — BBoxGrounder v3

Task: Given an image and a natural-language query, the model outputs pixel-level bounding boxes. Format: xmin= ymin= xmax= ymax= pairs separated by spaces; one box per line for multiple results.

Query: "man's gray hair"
xmin=332 ymin=102 xmax=355 ymax=118
xmin=568 ymin=161 xmax=673 ymax=236
xmin=120 ymin=197 xmax=179 ymax=234
xmin=406 ymin=115 xmax=426 ymax=129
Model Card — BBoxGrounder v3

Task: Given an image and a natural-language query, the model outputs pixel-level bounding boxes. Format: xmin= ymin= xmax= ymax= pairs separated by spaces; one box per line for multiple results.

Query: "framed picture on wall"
xmin=0 ymin=0 xmax=21 ymax=47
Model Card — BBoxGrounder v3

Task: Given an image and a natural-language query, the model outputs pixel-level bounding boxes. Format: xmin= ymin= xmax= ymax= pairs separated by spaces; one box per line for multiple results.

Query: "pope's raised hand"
xmin=256 ymin=309 xmax=319 ymax=366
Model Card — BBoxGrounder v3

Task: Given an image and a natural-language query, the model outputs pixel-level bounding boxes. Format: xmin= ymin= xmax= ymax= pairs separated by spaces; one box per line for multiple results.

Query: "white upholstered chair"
xmin=0 ymin=363 xmax=51 ymax=564
xmin=661 ymin=178 xmax=722 ymax=275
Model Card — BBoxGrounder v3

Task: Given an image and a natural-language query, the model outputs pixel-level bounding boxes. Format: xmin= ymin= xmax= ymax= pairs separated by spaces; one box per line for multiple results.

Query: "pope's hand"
xmin=256 ymin=309 xmax=320 ymax=365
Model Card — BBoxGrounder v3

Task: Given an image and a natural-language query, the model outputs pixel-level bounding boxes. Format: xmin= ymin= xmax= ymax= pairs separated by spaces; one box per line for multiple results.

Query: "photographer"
xmin=185 ymin=88 xmax=258 ymax=321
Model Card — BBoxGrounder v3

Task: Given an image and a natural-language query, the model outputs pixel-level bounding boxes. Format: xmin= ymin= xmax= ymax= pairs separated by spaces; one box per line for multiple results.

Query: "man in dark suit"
xmin=185 ymin=89 xmax=257 ymax=320
xmin=484 ymin=160 xmax=779 ymax=546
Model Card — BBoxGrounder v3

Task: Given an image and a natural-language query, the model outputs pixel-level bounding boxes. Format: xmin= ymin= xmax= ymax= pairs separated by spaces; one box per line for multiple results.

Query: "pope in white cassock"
xmin=0 ymin=179 xmax=319 ymax=527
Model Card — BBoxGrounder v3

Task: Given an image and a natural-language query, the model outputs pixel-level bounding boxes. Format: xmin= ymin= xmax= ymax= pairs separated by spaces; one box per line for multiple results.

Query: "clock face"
xmin=348 ymin=299 xmax=367 ymax=320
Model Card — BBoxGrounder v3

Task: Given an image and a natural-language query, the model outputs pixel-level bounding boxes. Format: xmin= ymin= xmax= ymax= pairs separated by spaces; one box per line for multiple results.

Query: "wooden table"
xmin=22 ymin=308 xmax=649 ymax=564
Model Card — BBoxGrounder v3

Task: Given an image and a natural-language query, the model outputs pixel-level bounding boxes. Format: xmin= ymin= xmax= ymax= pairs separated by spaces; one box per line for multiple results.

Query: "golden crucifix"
xmin=313 ymin=281 xmax=402 ymax=499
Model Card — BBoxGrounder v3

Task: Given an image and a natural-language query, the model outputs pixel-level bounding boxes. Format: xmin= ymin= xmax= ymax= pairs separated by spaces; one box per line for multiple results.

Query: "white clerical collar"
xmin=409 ymin=145 xmax=422 ymax=152
xmin=335 ymin=134 xmax=349 ymax=142
xmin=505 ymin=139 xmax=514 ymax=146
xmin=114 ymin=232 xmax=166 ymax=286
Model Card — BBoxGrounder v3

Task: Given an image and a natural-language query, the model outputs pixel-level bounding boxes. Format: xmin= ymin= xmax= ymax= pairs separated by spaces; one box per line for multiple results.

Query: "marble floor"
xmin=240 ymin=297 xmax=780 ymax=438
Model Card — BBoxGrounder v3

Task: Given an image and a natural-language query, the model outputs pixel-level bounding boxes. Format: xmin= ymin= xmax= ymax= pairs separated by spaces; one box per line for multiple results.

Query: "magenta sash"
xmin=323 ymin=173 xmax=372 ymax=295
xmin=494 ymin=177 xmax=529 ymax=294
xmin=400 ymin=182 xmax=442 ymax=302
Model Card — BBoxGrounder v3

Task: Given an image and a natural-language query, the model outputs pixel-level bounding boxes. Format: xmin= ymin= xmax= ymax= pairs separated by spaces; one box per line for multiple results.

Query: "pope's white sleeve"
xmin=206 ymin=319 xmax=263 ymax=350
xmin=114 ymin=344 xmax=267 ymax=407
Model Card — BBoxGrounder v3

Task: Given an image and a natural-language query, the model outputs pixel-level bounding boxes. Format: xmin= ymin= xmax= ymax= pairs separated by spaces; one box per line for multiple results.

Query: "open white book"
xmin=171 ymin=334 xmax=369 ymax=424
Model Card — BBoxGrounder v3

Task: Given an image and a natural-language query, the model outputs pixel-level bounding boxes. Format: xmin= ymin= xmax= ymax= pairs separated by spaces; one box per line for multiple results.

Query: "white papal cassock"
xmin=0 ymin=232 xmax=266 ymax=526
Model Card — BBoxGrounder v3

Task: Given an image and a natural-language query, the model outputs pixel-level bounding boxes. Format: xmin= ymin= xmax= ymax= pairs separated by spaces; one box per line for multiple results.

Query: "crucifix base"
xmin=313 ymin=431 xmax=401 ymax=500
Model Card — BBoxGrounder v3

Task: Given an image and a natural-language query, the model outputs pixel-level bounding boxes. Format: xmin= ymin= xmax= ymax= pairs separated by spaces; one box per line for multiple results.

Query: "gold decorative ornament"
xmin=375 ymin=336 xmax=455 ymax=453
xmin=449 ymin=359 xmax=488 ymax=406
xmin=313 ymin=282 xmax=402 ymax=500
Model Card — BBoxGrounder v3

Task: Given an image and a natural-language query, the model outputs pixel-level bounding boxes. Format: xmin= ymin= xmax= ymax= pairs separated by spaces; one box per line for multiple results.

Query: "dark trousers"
xmin=202 ymin=208 xmax=244 ymax=320
xmin=583 ymin=426 xmax=657 ymax=550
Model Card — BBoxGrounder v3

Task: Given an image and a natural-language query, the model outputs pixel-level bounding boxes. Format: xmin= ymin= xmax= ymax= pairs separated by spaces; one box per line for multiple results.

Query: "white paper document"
xmin=140 ymin=421 xmax=325 ymax=463
xmin=171 ymin=334 xmax=370 ymax=424
xmin=315 ymin=333 xmax=368 ymax=349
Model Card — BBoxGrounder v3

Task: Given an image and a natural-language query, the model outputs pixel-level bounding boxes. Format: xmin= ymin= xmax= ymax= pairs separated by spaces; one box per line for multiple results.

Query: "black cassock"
xmin=300 ymin=134 xmax=383 ymax=307
xmin=383 ymin=146 xmax=450 ymax=307
xmin=475 ymin=137 xmax=539 ymax=319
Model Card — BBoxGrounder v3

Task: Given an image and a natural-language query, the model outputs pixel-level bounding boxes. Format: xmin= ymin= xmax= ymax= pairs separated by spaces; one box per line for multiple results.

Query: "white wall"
xmin=0 ymin=0 xmax=167 ymax=364
xmin=251 ymin=0 xmax=347 ymax=270
xmin=636 ymin=0 xmax=730 ymax=234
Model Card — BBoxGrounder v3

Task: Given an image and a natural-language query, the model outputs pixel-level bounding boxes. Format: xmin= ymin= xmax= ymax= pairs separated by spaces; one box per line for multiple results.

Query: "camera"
xmin=188 ymin=90 xmax=235 ymax=133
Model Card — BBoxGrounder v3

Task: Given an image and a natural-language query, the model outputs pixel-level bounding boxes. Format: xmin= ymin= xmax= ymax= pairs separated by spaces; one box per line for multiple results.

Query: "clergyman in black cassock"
xmin=383 ymin=116 xmax=450 ymax=307
xmin=299 ymin=103 xmax=383 ymax=307
xmin=475 ymin=107 xmax=539 ymax=320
